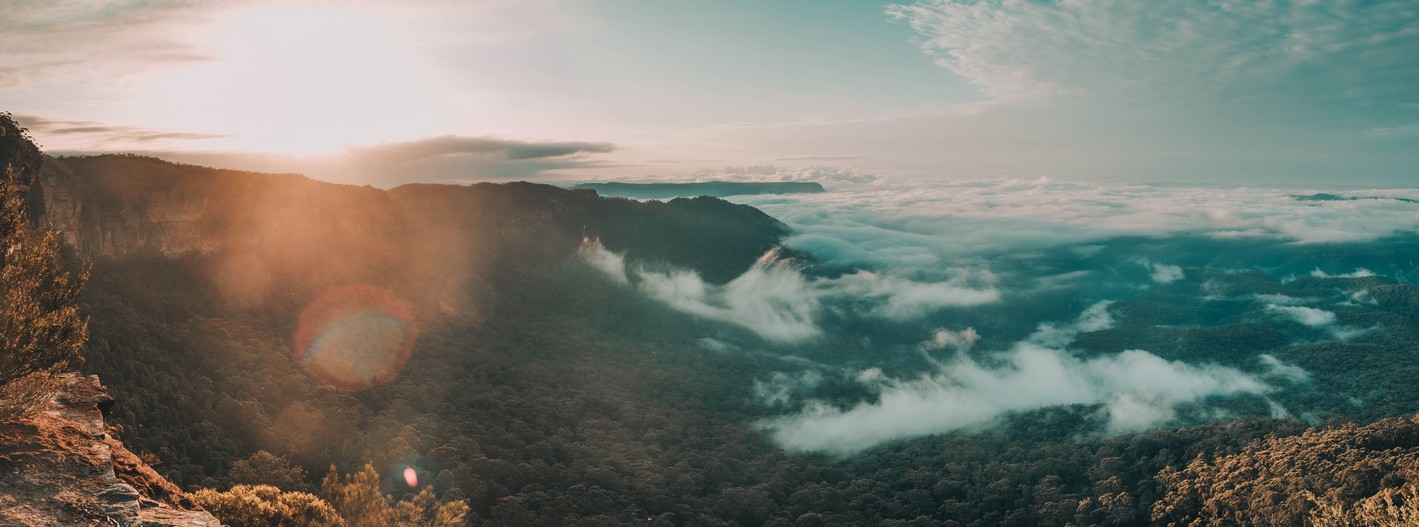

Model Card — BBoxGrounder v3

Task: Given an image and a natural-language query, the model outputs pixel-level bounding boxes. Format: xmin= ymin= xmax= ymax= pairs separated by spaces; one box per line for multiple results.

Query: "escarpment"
xmin=0 ymin=374 xmax=222 ymax=527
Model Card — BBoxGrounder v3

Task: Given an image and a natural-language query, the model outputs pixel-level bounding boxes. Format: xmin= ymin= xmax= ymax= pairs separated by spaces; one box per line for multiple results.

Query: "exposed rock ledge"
xmin=0 ymin=374 xmax=222 ymax=527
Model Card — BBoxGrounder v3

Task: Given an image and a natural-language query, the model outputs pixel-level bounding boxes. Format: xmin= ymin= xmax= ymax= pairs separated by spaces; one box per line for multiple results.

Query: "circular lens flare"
xmin=294 ymin=285 xmax=418 ymax=392
xmin=403 ymin=467 xmax=419 ymax=488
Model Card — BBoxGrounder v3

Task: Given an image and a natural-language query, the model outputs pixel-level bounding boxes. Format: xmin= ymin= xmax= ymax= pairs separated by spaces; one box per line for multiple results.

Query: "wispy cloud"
xmin=348 ymin=136 xmax=614 ymax=163
xmin=1265 ymin=304 xmax=1372 ymax=341
xmin=1137 ymin=258 xmax=1185 ymax=284
xmin=15 ymin=114 xmax=226 ymax=150
xmin=775 ymin=155 xmax=864 ymax=162
xmin=630 ymin=247 xmax=823 ymax=343
xmin=1310 ymin=268 xmax=1376 ymax=279
xmin=0 ymin=0 xmax=211 ymax=88
xmin=579 ymin=240 xmax=999 ymax=343
xmin=887 ymin=0 xmax=1419 ymax=111
xmin=1366 ymin=124 xmax=1419 ymax=137
xmin=1266 ymin=305 xmax=1337 ymax=327
xmin=863 ymin=0 xmax=1419 ymax=183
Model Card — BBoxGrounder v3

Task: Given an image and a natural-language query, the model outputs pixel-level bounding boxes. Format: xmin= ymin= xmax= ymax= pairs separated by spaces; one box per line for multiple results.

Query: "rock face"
xmin=32 ymin=156 xmax=239 ymax=257
xmin=0 ymin=374 xmax=222 ymax=527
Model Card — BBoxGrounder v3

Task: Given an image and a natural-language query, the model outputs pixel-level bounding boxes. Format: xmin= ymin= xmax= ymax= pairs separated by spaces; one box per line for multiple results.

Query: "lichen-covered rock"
xmin=0 ymin=374 xmax=222 ymax=527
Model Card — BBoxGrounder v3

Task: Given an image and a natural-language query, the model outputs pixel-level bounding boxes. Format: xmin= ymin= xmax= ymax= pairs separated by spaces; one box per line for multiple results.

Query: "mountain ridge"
xmin=32 ymin=154 xmax=790 ymax=284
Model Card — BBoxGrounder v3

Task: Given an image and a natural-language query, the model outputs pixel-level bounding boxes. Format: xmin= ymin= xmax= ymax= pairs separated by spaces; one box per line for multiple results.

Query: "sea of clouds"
xmin=581 ymin=177 xmax=1419 ymax=454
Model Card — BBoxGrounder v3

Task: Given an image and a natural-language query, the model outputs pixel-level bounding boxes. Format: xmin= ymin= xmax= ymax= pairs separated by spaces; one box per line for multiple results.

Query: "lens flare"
xmin=294 ymin=285 xmax=418 ymax=392
xmin=403 ymin=467 xmax=418 ymax=488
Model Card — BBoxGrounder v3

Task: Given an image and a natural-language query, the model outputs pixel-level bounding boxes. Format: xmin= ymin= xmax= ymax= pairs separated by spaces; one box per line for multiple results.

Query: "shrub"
xmin=191 ymin=484 xmax=345 ymax=527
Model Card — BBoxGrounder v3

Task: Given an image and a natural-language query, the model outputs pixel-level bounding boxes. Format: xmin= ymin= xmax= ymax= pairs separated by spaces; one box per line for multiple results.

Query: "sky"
xmin=2 ymin=0 xmax=1416 ymax=187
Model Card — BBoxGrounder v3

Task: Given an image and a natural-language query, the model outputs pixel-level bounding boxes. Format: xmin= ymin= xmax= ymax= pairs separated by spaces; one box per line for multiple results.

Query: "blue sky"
xmin=1 ymin=0 xmax=1415 ymax=186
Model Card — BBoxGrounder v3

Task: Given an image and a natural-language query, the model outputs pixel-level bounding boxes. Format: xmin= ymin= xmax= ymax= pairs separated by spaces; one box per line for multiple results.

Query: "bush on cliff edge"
xmin=0 ymin=112 xmax=89 ymax=420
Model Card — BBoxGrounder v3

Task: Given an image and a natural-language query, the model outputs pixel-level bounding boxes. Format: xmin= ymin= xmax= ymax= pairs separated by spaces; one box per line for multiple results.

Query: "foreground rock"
xmin=0 ymin=374 xmax=221 ymax=527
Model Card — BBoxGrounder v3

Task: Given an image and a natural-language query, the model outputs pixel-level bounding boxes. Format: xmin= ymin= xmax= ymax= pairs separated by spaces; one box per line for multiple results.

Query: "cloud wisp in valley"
xmin=579 ymin=240 xmax=1000 ymax=344
xmin=760 ymin=303 xmax=1284 ymax=456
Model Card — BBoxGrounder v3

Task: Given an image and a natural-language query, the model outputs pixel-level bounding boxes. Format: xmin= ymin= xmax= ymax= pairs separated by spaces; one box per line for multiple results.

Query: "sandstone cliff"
xmin=0 ymin=374 xmax=222 ymax=527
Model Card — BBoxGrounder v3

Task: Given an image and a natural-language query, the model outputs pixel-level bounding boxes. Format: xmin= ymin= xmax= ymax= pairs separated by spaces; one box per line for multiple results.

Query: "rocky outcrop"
xmin=0 ymin=374 xmax=222 ymax=527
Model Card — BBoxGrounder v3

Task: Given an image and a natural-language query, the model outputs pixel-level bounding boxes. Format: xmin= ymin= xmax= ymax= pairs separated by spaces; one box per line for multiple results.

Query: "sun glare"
xmin=141 ymin=5 xmax=446 ymax=155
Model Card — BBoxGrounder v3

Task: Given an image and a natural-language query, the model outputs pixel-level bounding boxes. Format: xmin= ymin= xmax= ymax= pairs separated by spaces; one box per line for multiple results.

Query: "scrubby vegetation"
xmin=0 ymin=113 xmax=88 ymax=420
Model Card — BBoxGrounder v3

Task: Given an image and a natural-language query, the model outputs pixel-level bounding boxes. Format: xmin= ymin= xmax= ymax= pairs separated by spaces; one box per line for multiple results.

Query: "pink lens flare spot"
xmin=403 ymin=467 xmax=418 ymax=488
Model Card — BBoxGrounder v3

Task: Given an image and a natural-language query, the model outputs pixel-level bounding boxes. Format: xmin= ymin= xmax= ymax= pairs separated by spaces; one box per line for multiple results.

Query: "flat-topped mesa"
xmin=0 ymin=374 xmax=222 ymax=527
xmin=572 ymin=180 xmax=825 ymax=200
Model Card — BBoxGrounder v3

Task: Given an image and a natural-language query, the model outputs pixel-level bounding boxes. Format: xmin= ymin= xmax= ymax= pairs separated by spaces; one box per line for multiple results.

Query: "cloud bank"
xmin=575 ymin=173 xmax=1396 ymax=456
xmin=609 ymin=164 xmax=879 ymax=186
xmin=760 ymin=303 xmax=1278 ymax=455
xmin=689 ymin=164 xmax=878 ymax=185
xmin=732 ymin=179 xmax=1419 ymax=273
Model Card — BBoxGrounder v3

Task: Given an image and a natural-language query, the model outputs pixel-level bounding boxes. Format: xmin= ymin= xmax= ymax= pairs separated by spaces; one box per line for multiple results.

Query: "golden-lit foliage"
xmin=1310 ymin=478 xmax=1419 ymax=527
xmin=320 ymin=464 xmax=467 ymax=527
xmin=194 ymin=464 xmax=467 ymax=527
xmin=1153 ymin=415 xmax=1419 ymax=526
xmin=190 ymin=484 xmax=345 ymax=527
xmin=0 ymin=112 xmax=88 ymax=420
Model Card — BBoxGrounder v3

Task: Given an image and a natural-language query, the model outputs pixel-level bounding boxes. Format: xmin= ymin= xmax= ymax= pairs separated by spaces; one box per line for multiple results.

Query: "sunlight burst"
xmin=141 ymin=5 xmax=445 ymax=155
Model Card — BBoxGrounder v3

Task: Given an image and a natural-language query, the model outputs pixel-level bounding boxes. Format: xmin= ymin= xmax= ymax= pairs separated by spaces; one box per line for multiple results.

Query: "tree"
xmin=229 ymin=450 xmax=311 ymax=492
xmin=0 ymin=112 xmax=89 ymax=419
xmin=321 ymin=465 xmax=390 ymax=527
